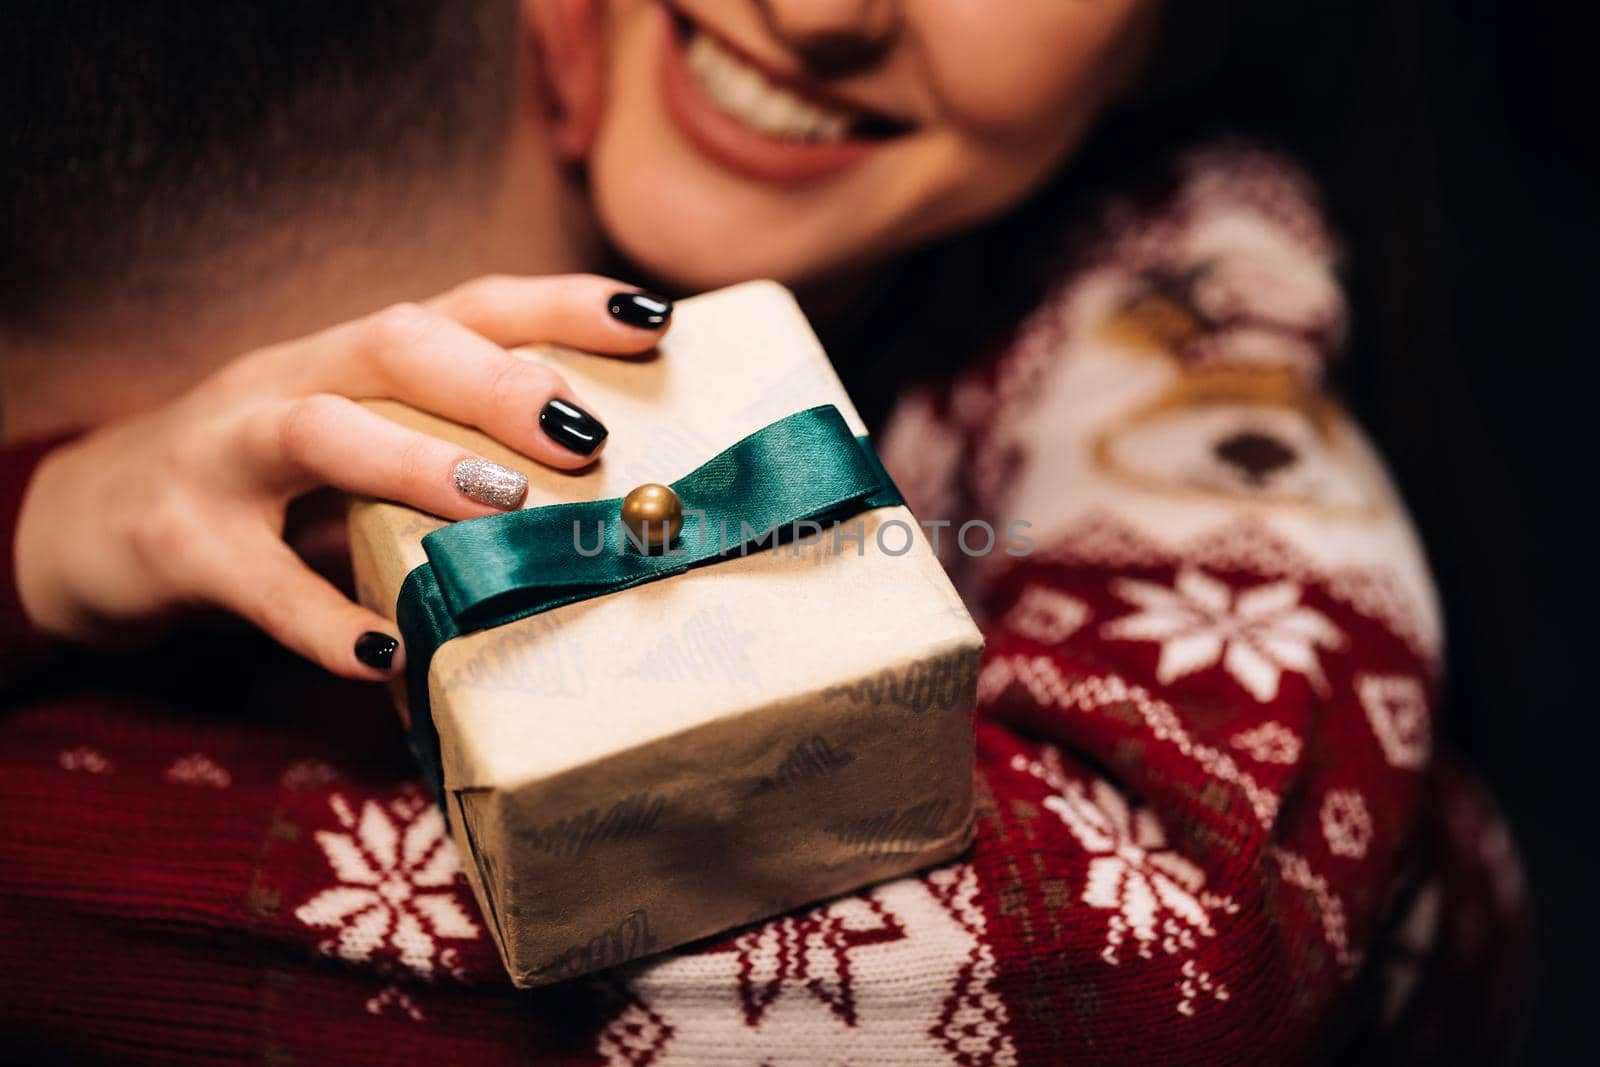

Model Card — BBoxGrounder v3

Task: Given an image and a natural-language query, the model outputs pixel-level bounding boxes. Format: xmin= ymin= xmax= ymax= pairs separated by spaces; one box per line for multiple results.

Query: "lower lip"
xmin=658 ymin=17 xmax=881 ymax=185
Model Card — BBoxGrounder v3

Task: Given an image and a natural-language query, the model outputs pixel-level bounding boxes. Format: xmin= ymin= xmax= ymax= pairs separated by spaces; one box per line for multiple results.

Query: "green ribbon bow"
xmin=395 ymin=404 xmax=903 ymax=804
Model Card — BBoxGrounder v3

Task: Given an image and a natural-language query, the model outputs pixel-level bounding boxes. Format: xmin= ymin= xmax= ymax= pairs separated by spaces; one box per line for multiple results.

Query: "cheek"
xmin=914 ymin=0 xmax=1149 ymax=136
xmin=897 ymin=0 xmax=1153 ymax=224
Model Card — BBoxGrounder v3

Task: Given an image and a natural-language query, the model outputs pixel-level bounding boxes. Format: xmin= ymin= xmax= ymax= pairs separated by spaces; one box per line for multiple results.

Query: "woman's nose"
xmin=755 ymin=0 xmax=898 ymax=79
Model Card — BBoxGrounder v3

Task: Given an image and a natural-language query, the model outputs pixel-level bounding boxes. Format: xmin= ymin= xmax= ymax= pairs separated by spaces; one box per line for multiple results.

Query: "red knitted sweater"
xmin=0 ymin=148 xmax=1528 ymax=1065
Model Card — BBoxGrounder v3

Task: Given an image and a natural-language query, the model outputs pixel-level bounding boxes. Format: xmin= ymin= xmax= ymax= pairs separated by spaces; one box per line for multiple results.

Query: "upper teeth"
xmin=686 ymin=31 xmax=852 ymax=143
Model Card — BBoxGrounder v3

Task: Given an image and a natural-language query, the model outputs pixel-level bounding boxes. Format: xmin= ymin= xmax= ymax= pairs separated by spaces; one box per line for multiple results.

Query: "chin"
xmin=594 ymin=220 xmax=829 ymax=293
xmin=589 ymin=157 xmax=861 ymax=291
xmin=594 ymin=201 xmax=771 ymax=291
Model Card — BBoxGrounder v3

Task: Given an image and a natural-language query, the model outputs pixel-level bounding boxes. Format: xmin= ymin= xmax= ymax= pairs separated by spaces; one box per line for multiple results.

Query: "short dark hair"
xmin=0 ymin=1 xmax=519 ymax=330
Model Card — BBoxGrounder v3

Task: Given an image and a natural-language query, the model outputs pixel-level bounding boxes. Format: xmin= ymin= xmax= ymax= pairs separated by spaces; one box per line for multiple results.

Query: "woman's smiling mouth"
xmin=659 ymin=4 xmax=914 ymax=184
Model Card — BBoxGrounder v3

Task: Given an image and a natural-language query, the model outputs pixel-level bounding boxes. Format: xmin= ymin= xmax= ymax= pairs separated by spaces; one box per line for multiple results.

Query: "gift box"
xmin=348 ymin=281 xmax=981 ymax=988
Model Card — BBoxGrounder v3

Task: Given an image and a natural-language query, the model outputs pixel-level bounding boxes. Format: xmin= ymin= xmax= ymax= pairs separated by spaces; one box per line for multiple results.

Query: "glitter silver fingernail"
xmin=453 ymin=458 xmax=527 ymax=510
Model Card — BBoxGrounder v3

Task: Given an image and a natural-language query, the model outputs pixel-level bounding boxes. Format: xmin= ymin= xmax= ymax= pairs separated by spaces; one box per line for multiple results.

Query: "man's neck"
xmin=1 ymin=151 xmax=597 ymax=442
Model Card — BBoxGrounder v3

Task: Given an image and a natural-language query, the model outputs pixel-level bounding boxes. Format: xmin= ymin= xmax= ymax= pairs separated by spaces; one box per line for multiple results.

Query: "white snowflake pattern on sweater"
xmin=1103 ymin=568 xmax=1343 ymax=702
xmin=295 ymin=793 xmax=480 ymax=976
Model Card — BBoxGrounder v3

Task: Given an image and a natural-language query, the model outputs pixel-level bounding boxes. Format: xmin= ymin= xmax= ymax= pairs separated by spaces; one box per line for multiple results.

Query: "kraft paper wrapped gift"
xmin=348 ymin=280 xmax=982 ymax=988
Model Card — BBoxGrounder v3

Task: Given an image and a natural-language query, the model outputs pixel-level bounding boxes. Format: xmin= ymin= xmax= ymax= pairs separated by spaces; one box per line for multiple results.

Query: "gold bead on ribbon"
xmin=620 ymin=483 xmax=683 ymax=548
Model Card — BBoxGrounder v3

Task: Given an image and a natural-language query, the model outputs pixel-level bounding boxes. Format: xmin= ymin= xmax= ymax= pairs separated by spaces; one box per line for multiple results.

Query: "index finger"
xmin=264 ymin=304 xmax=611 ymax=470
xmin=429 ymin=274 xmax=672 ymax=355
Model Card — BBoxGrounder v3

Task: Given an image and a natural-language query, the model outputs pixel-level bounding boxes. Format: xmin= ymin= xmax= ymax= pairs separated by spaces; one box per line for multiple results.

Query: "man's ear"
xmin=527 ymin=0 xmax=604 ymax=161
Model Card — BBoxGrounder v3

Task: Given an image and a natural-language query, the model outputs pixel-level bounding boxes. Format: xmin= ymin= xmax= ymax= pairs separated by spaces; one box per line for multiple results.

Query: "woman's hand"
xmin=12 ymin=275 xmax=671 ymax=679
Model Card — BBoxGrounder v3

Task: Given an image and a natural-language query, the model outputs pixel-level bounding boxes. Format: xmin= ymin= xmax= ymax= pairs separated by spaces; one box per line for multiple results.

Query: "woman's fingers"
xmin=248 ymin=274 xmax=669 ymax=471
xmin=244 ymin=394 xmax=529 ymax=517
xmin=281 ymin=302 xmax=610 ymax=470
xmin=429 ymin=273 xmax=671 ymax=354
xmin=199 ymin=530 xmax=405 ymax=682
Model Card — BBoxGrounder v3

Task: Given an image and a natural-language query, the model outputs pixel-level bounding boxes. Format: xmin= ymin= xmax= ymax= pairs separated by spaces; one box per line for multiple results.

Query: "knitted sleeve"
xmin=876 ymin=146 xmax=1452 ymax=1062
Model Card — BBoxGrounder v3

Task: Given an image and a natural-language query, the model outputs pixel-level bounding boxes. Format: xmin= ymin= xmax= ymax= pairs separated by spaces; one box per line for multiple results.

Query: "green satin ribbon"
xmin=395 ymin=404 xmax=903 ymax=804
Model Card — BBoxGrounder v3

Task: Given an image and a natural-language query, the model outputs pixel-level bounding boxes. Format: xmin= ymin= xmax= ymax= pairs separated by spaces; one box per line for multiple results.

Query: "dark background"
xmin=1364 ymin=4 xmax=1589 ymax=1060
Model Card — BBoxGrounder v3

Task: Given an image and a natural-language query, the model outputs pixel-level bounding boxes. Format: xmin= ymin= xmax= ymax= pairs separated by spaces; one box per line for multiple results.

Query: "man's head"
xmin=1 ymin=1 xmax=582 ymax=344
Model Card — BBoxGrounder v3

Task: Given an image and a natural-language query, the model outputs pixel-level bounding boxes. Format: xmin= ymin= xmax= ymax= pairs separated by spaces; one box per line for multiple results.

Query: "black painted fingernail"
xmin=608 ymin=291 xmax=673 ymax=330
xmin=355 ymin=631 xmax=398 ymax=670
xmin=540 ymin=398 xmax=609 ymax=456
